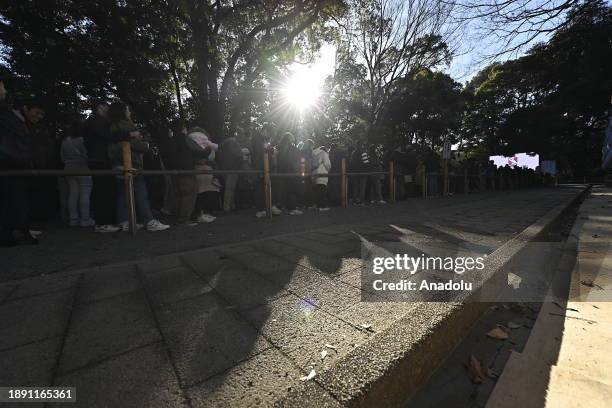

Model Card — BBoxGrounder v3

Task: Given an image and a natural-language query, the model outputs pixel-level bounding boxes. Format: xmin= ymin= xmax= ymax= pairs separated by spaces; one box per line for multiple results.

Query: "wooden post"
xmin=341 ymin=158 xmax=348 ymax=208
xmin=389 ymin=161 xmax=395 ymax=203
xmin=263 ymin=153 xmax=272 ymax=218
xmin=121 ymin=141 xmax=137 ymax=235
xmin=443 ymin=159 xmax=449 ymax=196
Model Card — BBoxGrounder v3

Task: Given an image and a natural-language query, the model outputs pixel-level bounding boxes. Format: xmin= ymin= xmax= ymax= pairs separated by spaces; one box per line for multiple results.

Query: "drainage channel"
xmin=403 ymin=191 xmax=586 ymax=408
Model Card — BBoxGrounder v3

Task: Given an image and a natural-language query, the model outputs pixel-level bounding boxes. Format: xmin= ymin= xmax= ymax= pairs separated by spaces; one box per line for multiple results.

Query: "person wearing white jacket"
xmin=312 ymin=146 xmax=332 ymax=211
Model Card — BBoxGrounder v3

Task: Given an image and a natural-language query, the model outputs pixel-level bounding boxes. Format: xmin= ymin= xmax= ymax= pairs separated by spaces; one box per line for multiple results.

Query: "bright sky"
xmin=285 ymin=16 xmax=558 ymax=88
xmin=286 ymin=43 xmax=336 ymax=90
xmin=285 ymin=40 xmax=492 ymax=94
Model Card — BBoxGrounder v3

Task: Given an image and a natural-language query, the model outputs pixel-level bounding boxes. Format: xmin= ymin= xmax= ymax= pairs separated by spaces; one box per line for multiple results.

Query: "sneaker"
xmin=318 ymin=207 xmax=331 ymax=212
xmin=271 ymin=206 xmax=282 ymax=216
xmin=29 ymin=229 xmax=43 ymax=237
xmin=95 ymin=224 xmax=121 ymax=233
xmin=197 ymin=213 xmax=216 ymax=223
xmin=119 ymin=222 xmax=144 ymax=232
xmin=79 ymin=219 xmax=96 ymax=227
xmin=255 ymin=211 xmax=267 ymax=218
xmin=146 ymin=219 xmax=170 ymax=232
xmin=378 ymin=200 xmax=387 ymax=204
xmin=289 ymin=209 xmax=303 ymax=216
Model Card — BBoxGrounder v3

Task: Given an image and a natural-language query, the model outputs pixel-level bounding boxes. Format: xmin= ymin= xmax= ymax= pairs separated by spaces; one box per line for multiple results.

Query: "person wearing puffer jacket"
xmin=312 ymin=145 xmax=332 ymax=211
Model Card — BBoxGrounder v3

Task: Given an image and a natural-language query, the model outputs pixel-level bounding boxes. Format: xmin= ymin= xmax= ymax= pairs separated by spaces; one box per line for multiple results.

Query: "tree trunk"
xmin=169 ymin=59 xmax=184 ymax=120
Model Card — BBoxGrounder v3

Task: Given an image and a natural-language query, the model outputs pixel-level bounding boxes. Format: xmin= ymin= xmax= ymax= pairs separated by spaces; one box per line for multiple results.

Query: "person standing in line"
xmin=0 ymin=78 xmax=38 ymax=245
xmin=328 ymin=142 xmax=347 ymax=206
xmin=298 ymin=139 xmax=315 ymax=209
xmin=186 ymin=127 xmax=220 ymax=223
xmin=349 ymin=142 xmax=368 ymax=205
xmin=277 ymin=132 xmax=302 ymax=215
xmin=61 ymin=120 xmax=95 ymax=227
xmin=312 ymin=145 xmax=331 ymax=211
xmin=107 ymin=101 xmax=169 ymax=232
xmin=251 ymin=132 xmax=283 ymax=218
xmin=366 ymin=144 xmax=386 ymax=204
xmin=218 ymin=133 xmax=243 ymax=212
xmin=83 ymin=99 xmax=131 ymax=233
xmin=165 ymin=121 xmax=200 ymax=226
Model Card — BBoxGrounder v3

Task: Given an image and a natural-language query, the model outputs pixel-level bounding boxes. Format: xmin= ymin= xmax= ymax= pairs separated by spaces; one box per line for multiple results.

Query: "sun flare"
xmin=281 ymin=71 xmax=321 ymax=111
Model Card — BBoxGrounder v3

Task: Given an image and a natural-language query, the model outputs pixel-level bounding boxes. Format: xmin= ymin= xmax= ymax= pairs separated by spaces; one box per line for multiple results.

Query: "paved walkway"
xmin=487 ymin=186 xmax=612 ymax=408
xmin=0 ymin=187 xmax=583 ymax=407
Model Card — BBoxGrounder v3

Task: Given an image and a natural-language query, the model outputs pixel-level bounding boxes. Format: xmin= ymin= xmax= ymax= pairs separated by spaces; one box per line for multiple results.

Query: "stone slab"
xmin=53 ymin=343 xmax=185 ymax=408
xmin=244 ymin=294 xmax=369 ymax=371
xmin=183 ymin=259 xmax=288 ymax=311
xmin=8 ymin=274 xmax=79 ymax=300
xmin=58 ymin=290 xmax=161 ymax=373
xmin=187 ymin=348 xmax=303 ymax=408
xmin=0 ymin=337 xmax=62 ymax=386
xmin=0 ymin=291 xmax=72 ymax=350
xmin=155 ymin=292 xmax=272 ymax=387
xmin=139 ymin=266 xmax=212 ymax=308
xmin=75 ymin=265 xmax=140 ymax=305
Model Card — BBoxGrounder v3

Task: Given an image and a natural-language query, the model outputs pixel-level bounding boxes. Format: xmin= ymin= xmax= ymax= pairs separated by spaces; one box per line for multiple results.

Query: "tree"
xmin=338 ymin=0 xmax=455 ymax=137
xmin=462 ymin=1 xmax=612 ymax=175
xmin=0 ymin=0 xmax=345 ymax=139
xmin=175 ymin=0 xmax=345 ymax=138
xmin=382 ymin=69 xmax=466 ymax=148
xmin=455 ymin=0 xmax=600 ymax=58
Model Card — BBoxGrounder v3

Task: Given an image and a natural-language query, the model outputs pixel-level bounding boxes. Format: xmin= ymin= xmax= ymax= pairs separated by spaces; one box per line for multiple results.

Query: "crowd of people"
xmin=0 ymin=78 xmax=545 ymax=247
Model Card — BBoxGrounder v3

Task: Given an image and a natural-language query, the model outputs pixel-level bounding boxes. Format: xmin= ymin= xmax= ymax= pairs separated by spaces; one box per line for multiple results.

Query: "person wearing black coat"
xmin=349 ymin=143 xmax=368 ymax=205
xmin=0 ymin=80 xmax=37 ymax=245
xmin=83 ymin=99 xmax=134 ymax=232
xmin=218 ymin=136 xmax=243 ymax=212
xmin=277 ymin=132 xmax=302 ymax=215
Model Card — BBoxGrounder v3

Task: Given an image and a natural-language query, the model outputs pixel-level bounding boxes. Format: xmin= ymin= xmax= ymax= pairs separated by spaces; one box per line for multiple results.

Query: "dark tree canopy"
xmin=1 ymin=0 xmax=610 ymax=176
xmin=462 ymin=0 xmax=612 ymax=175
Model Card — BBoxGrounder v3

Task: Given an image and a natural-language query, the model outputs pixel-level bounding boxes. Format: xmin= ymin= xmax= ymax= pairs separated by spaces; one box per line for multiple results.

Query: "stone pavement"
xmin=487 ymin=186 xmax=612 ymax=408
xmin=0 ymin=187 xmax=584 ymax=407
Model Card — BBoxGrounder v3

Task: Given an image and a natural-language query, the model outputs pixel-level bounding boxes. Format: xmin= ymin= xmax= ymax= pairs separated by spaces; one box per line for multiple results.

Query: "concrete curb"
xmin=274 ymin=185 xmax=591 ymax=408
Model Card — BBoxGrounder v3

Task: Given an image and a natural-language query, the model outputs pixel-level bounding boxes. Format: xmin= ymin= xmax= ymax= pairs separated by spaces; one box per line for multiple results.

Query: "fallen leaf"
xmin=507 ymin=273 xmax=522 ymax=289
xmin=466 ymin=355 xmax=485 ymax=384
xmin=581 ymin=280 xmax=604 ymax=289
xmin=300 ymin=369 xmax=316 ymax=381
xmin=485 ymin=367 xmax=499 ymax=379
xmin=593 ymin=305 xmax=600 ymax=309
xmin=487 ymin=327 xmax=509 ymax=340
xmin=592 ymin=234 xmax=599 ymax=238
xmin=320 ymin=350 xmax=328 ymax=360
xmin=490 ymin=305 xmax=500 ymax=311
xmin=324 ymin=344 xmax=337 ymax=350
xmin=507 ymin=321 xmax=522 ymax=329
xmin=359 ymin=324 xmax=374 ymax=332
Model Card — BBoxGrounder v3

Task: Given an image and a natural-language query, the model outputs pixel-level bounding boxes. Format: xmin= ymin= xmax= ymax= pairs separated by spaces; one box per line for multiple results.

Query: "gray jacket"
xmin=61 ymin=136 xmax=89 ymax=171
